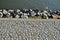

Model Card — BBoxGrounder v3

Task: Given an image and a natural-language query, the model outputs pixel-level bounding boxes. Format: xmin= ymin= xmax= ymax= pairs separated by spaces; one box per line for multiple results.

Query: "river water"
xmin=0 ymin=0 xmax=60 ymax=10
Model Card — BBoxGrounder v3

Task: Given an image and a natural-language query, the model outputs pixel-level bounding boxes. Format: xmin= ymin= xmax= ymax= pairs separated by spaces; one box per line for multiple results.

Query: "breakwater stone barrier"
xmin=0 ymin=18 xmax=60 ymax=40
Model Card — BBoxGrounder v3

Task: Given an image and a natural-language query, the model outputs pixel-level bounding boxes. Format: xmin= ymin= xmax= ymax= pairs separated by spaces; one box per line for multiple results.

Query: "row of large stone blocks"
xmin=0 ymin=20 xmax=60 ymax=40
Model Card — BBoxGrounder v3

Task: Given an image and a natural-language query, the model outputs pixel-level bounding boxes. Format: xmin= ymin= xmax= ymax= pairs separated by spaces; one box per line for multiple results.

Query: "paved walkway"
xmin=0 ymin=19 xmax=60 ymax=40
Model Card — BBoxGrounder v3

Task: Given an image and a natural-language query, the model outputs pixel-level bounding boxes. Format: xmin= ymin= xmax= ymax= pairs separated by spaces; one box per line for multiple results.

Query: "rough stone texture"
xmin=0 ymin=20 xmax=60 ymax=40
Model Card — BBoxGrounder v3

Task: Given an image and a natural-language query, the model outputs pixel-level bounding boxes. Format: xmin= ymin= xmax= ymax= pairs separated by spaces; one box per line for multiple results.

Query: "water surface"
xmin=0 ymin=0 xmax=60 ymax=10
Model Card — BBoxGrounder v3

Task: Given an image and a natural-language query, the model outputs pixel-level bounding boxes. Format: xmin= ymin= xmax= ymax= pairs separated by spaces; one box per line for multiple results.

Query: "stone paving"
xmin=0 ymin=20 xmax=60 ymax=40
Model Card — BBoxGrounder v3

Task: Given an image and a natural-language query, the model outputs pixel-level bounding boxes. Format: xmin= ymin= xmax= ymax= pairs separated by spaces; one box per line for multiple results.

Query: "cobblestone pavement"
xmin=0 ymin=20 xmax=60 ymax=40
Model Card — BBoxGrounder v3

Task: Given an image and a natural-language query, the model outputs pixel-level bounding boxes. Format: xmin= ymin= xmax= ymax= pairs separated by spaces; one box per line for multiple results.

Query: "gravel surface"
xmin=0 ymin=20 xmax=60 ymax=40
